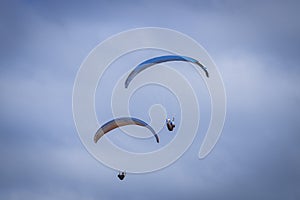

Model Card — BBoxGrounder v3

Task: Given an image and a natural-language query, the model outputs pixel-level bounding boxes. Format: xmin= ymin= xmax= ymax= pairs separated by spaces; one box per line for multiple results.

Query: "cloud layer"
xmin=0 ymin=0 xmax=299 ymax=199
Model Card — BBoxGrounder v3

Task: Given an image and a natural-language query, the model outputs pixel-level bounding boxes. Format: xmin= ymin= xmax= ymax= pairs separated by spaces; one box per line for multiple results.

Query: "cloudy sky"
xmin=1 ymin=0 xmax=300 ymax=199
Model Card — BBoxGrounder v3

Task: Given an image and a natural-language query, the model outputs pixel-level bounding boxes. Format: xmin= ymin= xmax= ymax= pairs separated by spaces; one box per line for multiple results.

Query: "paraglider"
xmin=93 ymin=55 xmax=210 ymax=180
xmin=125 ymin=55 xmax=209 ymax=88
xmin=166 ymin=117 xmax=175 ymax=131
xmin=117 ymin=171 xmax=126 ymax=180
xmin=94 ymin=117 xmax=159 ymax=143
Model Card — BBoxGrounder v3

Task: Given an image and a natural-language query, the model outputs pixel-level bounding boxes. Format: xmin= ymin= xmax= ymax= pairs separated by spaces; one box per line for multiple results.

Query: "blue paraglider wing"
xmin=125 ymin=55 xmax=209 ymax=88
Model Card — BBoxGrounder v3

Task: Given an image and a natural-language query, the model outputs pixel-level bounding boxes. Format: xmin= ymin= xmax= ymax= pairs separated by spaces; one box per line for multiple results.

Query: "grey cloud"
xmin=0 ymin=0 xmax=299 ymax=199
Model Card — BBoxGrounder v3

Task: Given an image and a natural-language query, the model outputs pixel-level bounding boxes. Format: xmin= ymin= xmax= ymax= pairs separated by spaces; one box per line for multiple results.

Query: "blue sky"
xmin=0 ymin=0 xmax=300 ymax=199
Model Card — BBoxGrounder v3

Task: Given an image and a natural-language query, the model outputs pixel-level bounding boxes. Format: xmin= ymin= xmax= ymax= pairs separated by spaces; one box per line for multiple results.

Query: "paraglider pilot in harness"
xmin=117 ymin=171 xmax=126 ymax=180
xmin=166 ymin=117 xmax=175 ymax=131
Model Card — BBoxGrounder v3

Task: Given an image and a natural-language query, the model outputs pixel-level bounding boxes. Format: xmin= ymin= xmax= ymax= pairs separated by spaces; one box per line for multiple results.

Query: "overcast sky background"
xmin=1 ymin=0 xmax=300 ymax=199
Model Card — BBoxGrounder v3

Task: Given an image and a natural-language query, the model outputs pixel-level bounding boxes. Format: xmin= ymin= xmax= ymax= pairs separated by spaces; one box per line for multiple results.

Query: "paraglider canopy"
xmin=94 ymin=117 xmax=159 ymax=143
xmin=125 ymin=55 xmax=209 ymax=88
